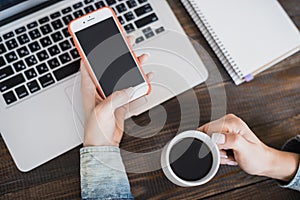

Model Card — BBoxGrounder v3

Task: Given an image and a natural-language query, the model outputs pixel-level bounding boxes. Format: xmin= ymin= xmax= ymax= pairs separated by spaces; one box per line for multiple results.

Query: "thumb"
xmin=212 ymin=133 xmax=245 ymax=150
xmin=102 ymin=88 xmax=134 ymax=113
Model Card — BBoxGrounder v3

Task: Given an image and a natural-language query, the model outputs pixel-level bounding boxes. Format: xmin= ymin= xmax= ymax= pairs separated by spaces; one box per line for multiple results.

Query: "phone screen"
xmin=75 ymin=17 xmax=145 ymax=96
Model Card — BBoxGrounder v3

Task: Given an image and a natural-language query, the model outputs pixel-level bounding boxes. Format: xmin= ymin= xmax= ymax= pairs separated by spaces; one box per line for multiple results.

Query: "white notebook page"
xmin=192 ymin=0 xmax=300 ymax=78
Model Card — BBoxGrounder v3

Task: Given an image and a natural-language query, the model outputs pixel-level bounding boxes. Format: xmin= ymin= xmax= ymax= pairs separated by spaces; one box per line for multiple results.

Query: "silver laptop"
xmin=0 ymin=0 xmax=208 ymax=171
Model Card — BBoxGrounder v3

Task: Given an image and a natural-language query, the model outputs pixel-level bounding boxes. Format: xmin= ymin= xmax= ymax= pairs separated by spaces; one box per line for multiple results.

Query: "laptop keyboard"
xmin=0 ymin=0 xmax=165 ymax=106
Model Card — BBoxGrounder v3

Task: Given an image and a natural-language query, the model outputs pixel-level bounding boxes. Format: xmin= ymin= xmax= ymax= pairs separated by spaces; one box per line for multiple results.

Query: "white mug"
xmin=161 ymin=130 xmax=220 ymax=187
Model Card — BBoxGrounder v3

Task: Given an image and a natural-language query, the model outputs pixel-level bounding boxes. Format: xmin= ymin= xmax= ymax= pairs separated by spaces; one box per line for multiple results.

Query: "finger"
xmin=138 ymin=53 xmax=150 ymax=65
xmin=80 ymin=60 xmax=94 ymax=92
xmin=127 ymin=35 xmax=135 ymax=46
xmin=146 ymin=72 xmax=154 ymax=82
xmin=218 ymin=133 xmax=246 ymax=150
xmin=80 ymin=61 xmax=97 ymax=114
xmin=115 ymin=104 xmax=128 ymax=132
xmin=198 ymin=114 xmax=258 ymax=143
xmin=220 ymin=157 xmax=238 ymax=166
xmin=219 ymin=150 xmax=228 ymax=159
xmin=101 ymin=88 xmax=134 ymax=114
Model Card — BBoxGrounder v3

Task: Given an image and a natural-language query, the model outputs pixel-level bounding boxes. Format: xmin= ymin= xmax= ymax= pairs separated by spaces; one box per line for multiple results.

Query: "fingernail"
xmin=125 ymin=87 xmax=135 ymax=99
xmin=221 ymin=155 xmax=228 ymax=159
xmin=211 ymin=133 xmax=225 ymax=144
xmin=148 ymin=73 xmax=154 ymax=81
xmin=227 ymin=161 xmax=238 ymax=166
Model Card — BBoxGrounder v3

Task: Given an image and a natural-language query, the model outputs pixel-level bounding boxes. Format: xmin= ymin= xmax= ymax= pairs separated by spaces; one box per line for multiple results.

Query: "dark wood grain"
xmin=1 ymin=0 xmax=300 ymax=199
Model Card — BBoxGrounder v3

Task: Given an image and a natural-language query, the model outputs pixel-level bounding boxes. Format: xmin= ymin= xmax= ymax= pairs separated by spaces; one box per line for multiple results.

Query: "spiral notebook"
xmin=182 ymin=0 xmax=300 ymax=85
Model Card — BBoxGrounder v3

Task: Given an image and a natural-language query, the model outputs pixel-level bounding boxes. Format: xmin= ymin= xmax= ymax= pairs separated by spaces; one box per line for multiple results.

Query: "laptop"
xmin=0 ymin=0 xmax=208 ymax=172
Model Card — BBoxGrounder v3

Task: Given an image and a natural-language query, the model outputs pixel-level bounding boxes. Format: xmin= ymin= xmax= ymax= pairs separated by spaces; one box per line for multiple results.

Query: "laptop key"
xmin=0 ymin=44 xmax=7 ymax=55
xmin=118 ymin=16 xmax=125 ymax=25
xmin=134 ymin=13 xmax=158 ymax=28
xmin=27 ymin=80 xmax=40 ymax=93
xmin=124 ymin=24 xmax=135 ymax=33
xmin=124 ymin=11 xmax=135 ymax=22
xmin=155 ymin=26 xmax=165 ymax=34
xmin=73 ymin=2 xmax=83 ymax=9
xmin=126 ymin=0 xmax=137 ymax=8
xmin=62 ymin=7 xmax=72 ymax=14
xmin=17 ymin=34 xmax=30 ymax=45
xmin=48 ymin=58 xmax=60 ymax=69
xmin=6 ymin=39 xmax=18 ymax=50
xmin=70 ymin=49 xmax=80 ymax=59
xmin=13 ymin=60 xmax=26 ymax=72
xmin=62 ymin=15 xmax=74 ymax=26
xmin=0 ymin=66 xmax=13 ymax=80
xmin=53 ymin=59 xmax=80 ymax=81
xmin=59 ymin=40 xmax=72 ymax=51
xmin=40 ymin=24 xmax=53 ymax=35
xmin=48 ymin=45 xmax=61 ymax=56
xmin=15 ymin=26 xmax=26 ymax=34
xmin=37 ymin=50 xmax=49 ymax=62
xmin=17 ymin=46 xmax=30 ymax=58
xmin=39 ymin=16 xmax=50 ymax=24
xmin=27 ymin=21 xmax=38 ymax=29
xmin=15 ymin=85 xmax=29 ymax=99
xmin=143 ymin=27 xmax=154 ymax=39
xmin=134 ymin=3 xmax=152 ymax=17
xmin=28 ymin=41 xmax=41 ymax=53
xmin=29 ymin=29 xmax=42 ymax=40
xmin=62 ymin=28 xmax=71 ymax=38
xmin=36 ymin=63 xmax=49 ymax=75
xmin=50 ymin=11 xmax=61 ymax=19
xmin=138 ymin=0 xmax=147 ymax=3
xmin=73 ymin=10 xmax=84 ymax=18
xmin=0 ymin=57 xmax=5 ymax=67
xmin=5 ymin=52 xmax=18 ymax=63
xmin=116 ymin=3 xmax=127 ymax=13
xmin=84 ymin=5 xmax=95 ymax=14
xmin=25 ymin=55 xmax=38 ymax=67
xmin=40 ymin=36 xmax=52 ymax=48
xmin=105 ymin=0 xmax=116 ymax=6
xmin=51 ymin=19 xmax=64 ymax=30
xmin=59 ymin=52 xmax=71 ymax=64
xmin=24 ymin=68 xmax=38 ymax=80
xmin=84 ymin=0 xmax=94 ymax=5
xmin=3 ymin=91 xmax=17 ymax=105
xmin=95 ymin=1 xmax=105 ymax=9
xmin=3 ymin=32 xmax=14 ymax=40
xmin=39 ymin=73 xmax=55 ymax=88
xmin=0 ymin=74 xmax=25 ymax=92
xmin=51 ymin=31 xmax=64 ymax=42
xmin=135 ymin=36 xmax=144 ymax=44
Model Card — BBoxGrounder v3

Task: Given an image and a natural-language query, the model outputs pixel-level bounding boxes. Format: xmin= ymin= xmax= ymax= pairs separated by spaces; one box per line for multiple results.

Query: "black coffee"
xmin=169 ymin=138 xmax=213 ymax=181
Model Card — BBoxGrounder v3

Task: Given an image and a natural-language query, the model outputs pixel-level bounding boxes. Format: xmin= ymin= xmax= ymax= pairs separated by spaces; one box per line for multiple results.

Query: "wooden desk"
xmin=1 ymin=0 xmax=299 ymax=199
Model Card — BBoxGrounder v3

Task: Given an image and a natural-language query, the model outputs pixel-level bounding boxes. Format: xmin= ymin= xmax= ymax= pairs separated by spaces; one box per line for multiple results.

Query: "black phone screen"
xmin=75 ymin=17 xmax=145 ymax=96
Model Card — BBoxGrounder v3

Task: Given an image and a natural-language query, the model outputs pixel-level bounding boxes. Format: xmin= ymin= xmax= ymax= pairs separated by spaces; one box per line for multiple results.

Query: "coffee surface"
xmin=169 ymin=138 xmax=213 ymax=181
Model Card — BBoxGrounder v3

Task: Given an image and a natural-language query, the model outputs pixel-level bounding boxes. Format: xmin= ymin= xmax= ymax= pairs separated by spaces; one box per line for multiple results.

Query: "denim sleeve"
xmin=80 ymin=146 xmax=133 ymax=200
xmin=279 ymin=135 xmax=300 ymax=191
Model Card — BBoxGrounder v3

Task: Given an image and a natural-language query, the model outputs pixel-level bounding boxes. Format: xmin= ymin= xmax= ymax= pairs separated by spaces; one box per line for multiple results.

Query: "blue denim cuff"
xmin=80 ymin=146 xmax=133 ymax=200
xmin=279 ymin=135 xmax=300 ymax=191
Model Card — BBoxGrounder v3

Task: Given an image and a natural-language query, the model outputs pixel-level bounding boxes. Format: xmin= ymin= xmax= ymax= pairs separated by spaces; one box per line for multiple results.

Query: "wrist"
xmin=83 ymin=132 xmax=120 ymax=147
xmin=263 ymin=147 xmax=299 ymax=182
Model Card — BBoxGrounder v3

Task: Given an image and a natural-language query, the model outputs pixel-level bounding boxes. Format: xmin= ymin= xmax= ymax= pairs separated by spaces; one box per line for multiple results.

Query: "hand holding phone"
xmin=80 ymin=53 xmax=152 ymax=147
xmin=69 ymin=7 xmax=151 ymax=101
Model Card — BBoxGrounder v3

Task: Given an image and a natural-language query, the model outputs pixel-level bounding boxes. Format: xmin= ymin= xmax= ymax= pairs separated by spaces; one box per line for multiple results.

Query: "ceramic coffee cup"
xmin=161 ymin=130 xmax=220 ymax=187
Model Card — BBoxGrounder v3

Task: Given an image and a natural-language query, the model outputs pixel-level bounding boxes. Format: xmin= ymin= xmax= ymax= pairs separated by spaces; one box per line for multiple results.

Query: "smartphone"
xmin=68 ymin=7 xmax=151 ymax=100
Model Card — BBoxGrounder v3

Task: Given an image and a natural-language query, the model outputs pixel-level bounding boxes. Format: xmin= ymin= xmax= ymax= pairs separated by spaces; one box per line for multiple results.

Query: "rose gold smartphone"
xmin=69 ymin=7 xmax=151 ymax=100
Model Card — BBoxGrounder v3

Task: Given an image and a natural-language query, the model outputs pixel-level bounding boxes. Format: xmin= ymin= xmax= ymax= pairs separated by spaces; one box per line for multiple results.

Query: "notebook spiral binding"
xmin=181 ymin=0 xmax=245 ymax=84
